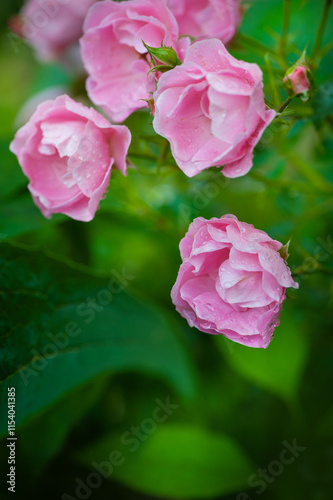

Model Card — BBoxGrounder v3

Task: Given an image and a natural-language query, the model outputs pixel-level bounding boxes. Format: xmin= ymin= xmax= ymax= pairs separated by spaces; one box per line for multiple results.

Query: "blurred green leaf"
xmin=78 ymin=424 xmax=254 ymax=499
xmin=0 ymin=139 xmax=26 ymax=199
xmin=0 ymin=243 xmax=197 ymax=436
xmin=0 ymin=194 xmax=65 ymax=239
xmin=313 ymin=80 xmax=333 ymax=126
xmin=18 ymin=375 xmax=109 ymax=477
xmin=218 ymin=304 xmax=309 ymax=405
xmin=0 ymin=34 xmax=37 ymax=138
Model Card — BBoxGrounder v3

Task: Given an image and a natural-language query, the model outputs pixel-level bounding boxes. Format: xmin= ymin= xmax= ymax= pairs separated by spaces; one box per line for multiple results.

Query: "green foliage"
xmin=0 ymin=195 xmax=65 ymax=239
xmin=18 ymin=376 xmax=109 ymax=477
xmin=0 ymin=1 xmax=333 ymax=499
xmin=78 ymin=424 xmax=254 ymax=499
xmin=218 ymin=305 xmax=309 ymax=405
xmin=0 ymin=243 xmax=197 ymax=436
xmin=313 ymin=80 xmax=333 ymax=126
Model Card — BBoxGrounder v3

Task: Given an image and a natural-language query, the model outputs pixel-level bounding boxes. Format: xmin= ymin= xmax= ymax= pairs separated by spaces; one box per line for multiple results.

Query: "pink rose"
xmin=80 ymin=0 xmax=183 ymax=123
xmin=12 ymin=0 xmax=96 ymax=61
xmin=153 ymin=39 xmax=276 ymax=178
xmin=10 ymin=95 xmax=131 ymax=222
xmin=167 ymin=0 xmax=241 ymax=44
xmin=171 ymin=215 xmax=298 ymax=348
xmin=283 ymin=66 xmax=311 ymax=97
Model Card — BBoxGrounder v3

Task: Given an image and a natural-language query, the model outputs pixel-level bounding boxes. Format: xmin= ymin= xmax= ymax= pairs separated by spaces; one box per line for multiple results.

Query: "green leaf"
xmin=218 ymin=304 xmax=309 ymax=405
xmin=78 ymin=424 xmax=254 ymax=499
xmin=313 ymin=80 xmax=333 ymax=126
xmin=17 ymin=375 xmax=109 ymax=477
xmin=0 ymin=243 xmax=197 ymax=437
xmin=0 ymin=194 xmax=65 ymax=239
xmin=0 ymin=139 xmax=27 ymax=199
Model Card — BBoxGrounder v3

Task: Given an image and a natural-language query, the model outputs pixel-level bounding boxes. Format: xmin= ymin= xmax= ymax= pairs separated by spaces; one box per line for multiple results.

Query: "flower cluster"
xmin=9 ymin=0 xmax=299 ymax=347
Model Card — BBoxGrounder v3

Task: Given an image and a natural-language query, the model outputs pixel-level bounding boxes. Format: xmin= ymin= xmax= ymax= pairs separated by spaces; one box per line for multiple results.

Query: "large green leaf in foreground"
xmin=218 ymin=306 xmax=309 ymax=405
xmin=78 ymin=424 xmax=254 ymax=499
xmin=0 ymin=243 xmax=197 ymax=436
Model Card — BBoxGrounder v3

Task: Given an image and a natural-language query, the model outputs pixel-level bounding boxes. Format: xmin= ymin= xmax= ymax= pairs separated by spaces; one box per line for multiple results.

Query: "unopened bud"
xmin=142 ymin=41 xmax=181 ymax=71
xmin=283 ymin=51 xmax=312 ymax=102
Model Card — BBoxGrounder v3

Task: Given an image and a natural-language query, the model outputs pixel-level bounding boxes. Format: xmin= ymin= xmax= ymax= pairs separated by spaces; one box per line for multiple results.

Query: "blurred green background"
xmin=0 ymin=1 xmax=333 ymax=499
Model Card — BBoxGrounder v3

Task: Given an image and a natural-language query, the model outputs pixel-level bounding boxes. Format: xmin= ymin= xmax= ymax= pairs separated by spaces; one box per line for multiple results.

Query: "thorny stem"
xmin=265 ymin=54 xmax=280 ymax=108
xmin=249 ymin=171 xmax=332 ymax=196
xmin=279 ymin=0 xmax=292 ymax=58
xmin=157 ymin=140 xmax=171 ymax=176
xmin=236 ymin=33 xmax=277 ymax=59
xmin=312 ymin=0 xmax=333 ymax=60
xmin=293 ymin=265 xmax=333 ymax=277
xmin=284 ymin=151 xmax=333 ymax=195
xmin=278 ymin=95 xmax=294 ymax=113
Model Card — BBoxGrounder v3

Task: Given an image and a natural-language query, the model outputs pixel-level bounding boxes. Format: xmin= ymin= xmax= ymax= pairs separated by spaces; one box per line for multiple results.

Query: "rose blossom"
xmin=10 ymin=95 xmax=131 ymax=222
xmin=153 ymin=38 xmax=276 ymax=178
xmin=11 ymin=0 xmax=96 ymax=61
xmin=80 ymin=0 xmax=185 ymax=123
xmin=171 ymin=215 xmax=298 ymax=348
xmin=167 ymin=0 xmax=241 ymax=44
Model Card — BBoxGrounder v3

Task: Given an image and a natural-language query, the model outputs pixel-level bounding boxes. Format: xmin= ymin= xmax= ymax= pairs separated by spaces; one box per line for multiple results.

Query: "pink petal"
xmin=259 ymin=247 xmax=299 ymax=289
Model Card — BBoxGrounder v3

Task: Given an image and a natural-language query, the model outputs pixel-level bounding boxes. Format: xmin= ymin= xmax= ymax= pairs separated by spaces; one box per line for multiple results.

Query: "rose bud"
xmin=172 ymin=215 xmax=299 ymax=348
xmin=10 ymin=95 xmax=131 ymax=222
xmin=153 ymin=38 xmax=275 ymax=178
xmin=167 ymin=0 xmax=241 ymax=44
xmin=283 ymin=67 xmax=312 ymax=101
xmin=283 ymin=51 xmax=312 ymax=101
